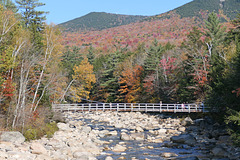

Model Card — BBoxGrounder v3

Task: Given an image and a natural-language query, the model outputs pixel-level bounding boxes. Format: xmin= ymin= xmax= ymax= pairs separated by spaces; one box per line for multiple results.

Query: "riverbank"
xmin=0 ymin=111 xmax=239 ymax=159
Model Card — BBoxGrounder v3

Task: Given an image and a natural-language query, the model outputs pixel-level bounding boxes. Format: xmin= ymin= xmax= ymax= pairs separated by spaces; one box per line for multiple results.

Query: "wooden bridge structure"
xmin=52 ymin=103 xmax=207 ymax=113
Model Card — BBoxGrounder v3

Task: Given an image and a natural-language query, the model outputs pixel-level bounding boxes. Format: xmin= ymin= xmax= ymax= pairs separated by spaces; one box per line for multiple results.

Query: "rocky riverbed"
xmin=0 ymin=111 xmax=240 ymax=160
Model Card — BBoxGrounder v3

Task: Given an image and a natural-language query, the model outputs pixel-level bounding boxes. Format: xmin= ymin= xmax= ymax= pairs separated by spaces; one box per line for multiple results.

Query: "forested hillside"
xmin=144 ymin=0 xmax=240 ymax=22
xmin=59 ymin=12 xmax=148 ymax=32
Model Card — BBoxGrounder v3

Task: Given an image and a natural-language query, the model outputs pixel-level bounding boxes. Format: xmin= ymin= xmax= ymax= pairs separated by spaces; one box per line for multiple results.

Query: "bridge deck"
xmin=52 ymin=103 xmax=207 ymax=113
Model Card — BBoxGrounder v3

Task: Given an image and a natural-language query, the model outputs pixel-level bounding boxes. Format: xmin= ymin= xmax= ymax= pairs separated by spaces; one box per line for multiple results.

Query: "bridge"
xmin=52 ymin=103 xmax=207 ymax=113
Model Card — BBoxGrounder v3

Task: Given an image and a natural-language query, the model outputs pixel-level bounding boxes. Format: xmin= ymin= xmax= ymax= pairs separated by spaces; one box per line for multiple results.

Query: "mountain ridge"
xmin=59 ymin=12 xmax=148 ymax=32
xmin=59 ymin=0 xmax=240 ymax=32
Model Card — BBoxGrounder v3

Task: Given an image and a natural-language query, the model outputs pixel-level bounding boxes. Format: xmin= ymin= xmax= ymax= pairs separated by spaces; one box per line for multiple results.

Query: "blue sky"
xmin=39 ymin=0 xmax=193 ymax=24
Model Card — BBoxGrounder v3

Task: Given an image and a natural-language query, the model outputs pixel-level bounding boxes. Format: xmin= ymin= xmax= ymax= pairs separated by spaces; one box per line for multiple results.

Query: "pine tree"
xmin=16 ymin=0 xmax=47 ymax=48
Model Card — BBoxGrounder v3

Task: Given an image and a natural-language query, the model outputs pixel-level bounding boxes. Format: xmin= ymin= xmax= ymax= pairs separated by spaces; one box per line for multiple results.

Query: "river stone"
xmin=107 ymin=130 xmax=118 ymax=136
xmin=0 ymin=131 xmax=25 ymax=143
xmin=130 ymin=133 xmax=145 ymax=141
xmin=157 ymin=128 xmax=167 ymax=135
xmin=57 ymin=122 xmax=69 ymax=131
xmin=30 ymin=142 xmax=48 ymax=155
xmin=170 ymin=134 xmax=196 ymax=146
xmin=135 ymin=126 xmax=144 ymax=132
xmin=181 ymin=117 xmax=193 ymax=126
xmin=112 ymin=144 xmax=127 ymax=152
xmin=81 ymin=126 xmax=92 ymax=134
xmin=160 ymin=152 xmax=178 ymax=158
xmin=35 ymin=154 xmax=52 ymax=160
xmin=211 ymin=146 xmax=228 ymax=157
xmin=105 ymin=156 xmax=114 ymax=160
xmin=73 ymin=151 xmax=95 ymax=159
xmin=0 ymin=151 xmax=8 ymax=158
xmin=120 ymin=132 xmax=131 ymax=141
xmin=178 ymin=126 xmax=186 ymax=132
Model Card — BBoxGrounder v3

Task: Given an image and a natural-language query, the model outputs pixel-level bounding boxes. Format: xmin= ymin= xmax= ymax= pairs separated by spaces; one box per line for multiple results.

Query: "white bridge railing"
xmin=52 ymin=103 xmax=207 ymax=113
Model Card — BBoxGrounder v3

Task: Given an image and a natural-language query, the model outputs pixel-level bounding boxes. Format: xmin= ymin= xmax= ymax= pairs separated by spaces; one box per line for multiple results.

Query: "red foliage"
xmin=62 ymin=15 xmax=203 ymax=54
xmin=232 ymin=88 xmax=240 ymax=97
xmin=159 ymin=57 xmax=177 ymax=75
xmin=2 ymin=78 xmax=15 ymax=97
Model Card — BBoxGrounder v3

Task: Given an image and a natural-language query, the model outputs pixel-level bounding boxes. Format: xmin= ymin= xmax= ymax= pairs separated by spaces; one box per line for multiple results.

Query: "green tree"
xmin=143 ymin=39 xmax=165 ymax=102
xmin=0 ymin=0 xmax=16 ymax=11
xmin=179 ymin=27 xmax=209 ymax=102
xmin=16 ymin=0 xmax=47 ymax=48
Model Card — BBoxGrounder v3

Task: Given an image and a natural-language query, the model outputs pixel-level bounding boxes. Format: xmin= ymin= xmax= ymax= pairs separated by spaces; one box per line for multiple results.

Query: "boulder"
xmin=135 ymin=126 xmax=144 ymax=132
xmin=178 ymin=127 xmax=186 ymax=132
xmin=30 ymin=142 xmax=48 ymax=155
xmin=181 ymin=117 xmax=193 ymax=126
xmin=81 ymin=126 xmax=92 ymax=134
xmin=0 ymin=131 xmax=25 ymax=143
xmin=57 ymin=123 xmax=69 ymax=131
xmin=112 ymin=144 xmax=127 ymax=152
xmin=105 ymin=156 xmax=114 ymax=160
xmin=130 ymin=133 xmax=145 ymax=141
xmin=107 ymin=130 xmax=118 ymax=136
xmin=160 ymin=152 xmax=178 ymax=158
xmin=211 ymin=146 xmax=228 ymax=157
xmin=170 ymin=134 xmax=196 ymax=146
xmin=73 ymin=151 xmax=96 ymax=160
xmin=157 ymin=128 xmax=167 ymax=135
xmin=120 ymin=132 xmax=131 ymax=141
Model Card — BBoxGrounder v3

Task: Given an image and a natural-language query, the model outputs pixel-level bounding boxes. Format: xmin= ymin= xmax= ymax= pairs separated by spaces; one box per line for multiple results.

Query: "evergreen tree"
xmin=0 ymin=0 xmax=16 ymax=11
xmin=143 ymin=39 xmax=165 ymax=102
xmin=16 ymin=0 xmax=47 ymax=48
xmin=100 ymin=52 xmax=121 ymax=102
xmin=179 ymin=27 xmax=208 ymax=102
xmin=87 ymin=46 xmax=95 ymax=65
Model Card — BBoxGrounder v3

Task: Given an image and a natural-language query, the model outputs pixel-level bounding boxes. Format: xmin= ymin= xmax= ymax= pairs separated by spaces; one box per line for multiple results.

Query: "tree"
xmin=0 ymin=0 xmax=16 ymax=11
xmin=70 ymin=57 xmax=96 ymax=102
xmin=118 ymin=65 xmax=143 ymax=103
xmin=180 ymin=27 xmax=210 ymax=102
xmin=143 ymin=39 xmax=165 ymax=102
xmin=16 ymin=0 xmax=47 ymax=48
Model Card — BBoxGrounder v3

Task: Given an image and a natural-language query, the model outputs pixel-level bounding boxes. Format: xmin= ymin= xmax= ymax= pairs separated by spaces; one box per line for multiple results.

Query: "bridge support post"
xmin=89 ymin=104 xmax=91 ymax=112
xmin=117 ymin=104 xmax=119 ymax=112
xmin=103 ymin=103 xmax=105 ymax=111
xmin=131 ymin=103 xmax=133 ymax=112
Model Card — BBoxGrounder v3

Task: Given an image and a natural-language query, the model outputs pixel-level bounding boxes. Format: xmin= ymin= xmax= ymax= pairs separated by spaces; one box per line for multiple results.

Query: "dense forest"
xmin=0 ymin=0 xmax=240 ymax=144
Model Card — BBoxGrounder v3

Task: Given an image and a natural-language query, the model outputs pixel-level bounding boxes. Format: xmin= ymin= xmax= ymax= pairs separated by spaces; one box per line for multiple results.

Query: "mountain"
xmin=61 ymin=0 xmax=240 ymax=53
xmin=59 ymin=12 xmax=148 ymax=32
xmin=146 ymin=0 xmax=240 ymax=21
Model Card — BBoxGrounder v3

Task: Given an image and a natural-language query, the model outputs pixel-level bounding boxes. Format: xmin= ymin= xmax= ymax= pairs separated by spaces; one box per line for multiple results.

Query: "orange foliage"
xmin=118 ymin=65 xmax=143 ymax=103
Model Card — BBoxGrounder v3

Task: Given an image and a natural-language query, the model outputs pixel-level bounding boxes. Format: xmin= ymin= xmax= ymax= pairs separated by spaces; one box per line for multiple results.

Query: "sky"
xmin=38 ymin=0 xmax=193 ymax=24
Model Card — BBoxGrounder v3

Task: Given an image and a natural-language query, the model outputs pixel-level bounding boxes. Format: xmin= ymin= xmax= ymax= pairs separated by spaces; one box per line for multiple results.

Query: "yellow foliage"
xmin=70 ymin=57 xmax=96 ymax=102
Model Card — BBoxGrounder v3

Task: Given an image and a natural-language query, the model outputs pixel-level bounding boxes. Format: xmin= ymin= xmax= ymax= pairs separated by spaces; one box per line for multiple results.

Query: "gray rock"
xmin=170 ymin=134 xmax=196 ymax=146
xmin=211 ymin=146 xmax=228 ymax=157
xmin=0 ymin=131 xmax=25 ymax=143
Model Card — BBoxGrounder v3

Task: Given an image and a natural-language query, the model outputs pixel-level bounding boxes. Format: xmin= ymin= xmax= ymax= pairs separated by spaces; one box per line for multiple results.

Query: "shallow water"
xmin=76 ymin=118 xmax=210 ymax=160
